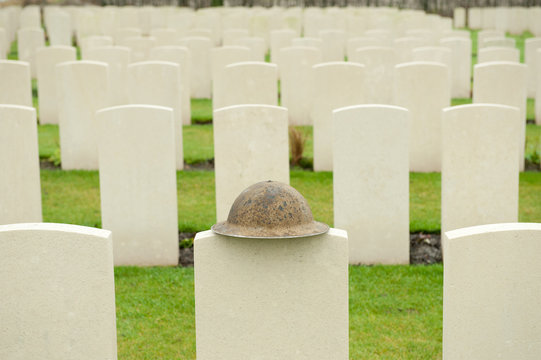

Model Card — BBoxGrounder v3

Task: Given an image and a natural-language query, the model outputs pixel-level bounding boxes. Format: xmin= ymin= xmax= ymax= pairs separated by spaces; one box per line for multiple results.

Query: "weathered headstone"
xmin=473 ymin=62 xmax=527 ymax=171
xmin=312 ymin=62 xmax=365 ymax=172
xmin=443 ymin=223 xmax=541 ymax=359
xmin=127 ymin=61 xmax=184 ymax=169
xmin=36 ymin=46 xmax=76 ymax=125
xmin=56 ymin=61 xmax=109 ymax=170
xmin=97 ymin=105 xmax=179 ymax=266
xmin=0 ymin=223 xmax=117 ymax=359
xmin=442 ymin=104 xmax=520 ymax=235
xmin=333 ymin=104 xmax=409 ymax=265
xmin=0 ymin=105 xmax=41 ymax=225
xmin=195 ymin=182 xmax=348 ymax=359
xmin=213 ymin=105 xmax=289 ymax=222
xmin=394 ymin=62 xmax=450 ymax=172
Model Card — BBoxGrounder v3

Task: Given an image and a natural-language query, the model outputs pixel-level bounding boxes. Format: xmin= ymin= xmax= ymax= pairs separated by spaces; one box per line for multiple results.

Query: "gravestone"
xmin=473 ymin=62 xmax=527 ymax=171
xmin=443 ymin=223 xmax=541 ymax=359
xmin=113 ymin=27 xmax=142 ymax=45
xmin=393 ymin=37 xmax=426 ymax=63
xmin=346 ymin=36 xmax=379 ymax=58
xmin=17 ymin=28 xmax=45 ymax=77
xmin=269 ymin=29 xmax=295 ymax=65
xmin=439 ymin=37 xmax=471 ymax=98
xmin=222 ymin=29 xmax=249 ymax=46
xmin=195 ymin=183 xmax=348 ymax=359
xmin=319 ymin=29 xmax=346 ymax=61
xmin=122 ymin=36 xmax=156 ymax=62
xmin=46 ymin=11 xmax=72 ymax=46
xmin=454 ymin=7 xmax=465 ymax=28
xmin=394 ymin=62 xmax=449 ymax=172
xmin=333 ymin=105 xmax=409 ymax=265
xmin=56 ymin=61 xmax=109 ymax=170
xmin=0 ymin=60 xmax=32 ymax=106
xmin=36 ymin=46 xmax=76 ymax=125
xmin=0 ymin=223 xmax=117 ymax=359
xmin=127 ymin=61 xmax=184 ymax=169
xmin=97 ymin=105 xmax=178 ymax=266
xmin=85 ymin=46 xmax=132 ymax=106
xmin=213 ymin=61 xmax=277 ymax=110
xmin=149 ymin=45 xmax=192 ymax=125
xmin=213 ymin=105 xmax=289 ymax=222
xmin=350 ymin=46 xmax=395 ymax=104
xmin=478 ymin=47 xmax=519 ymax=63
xmin=537 ymin=49 xmax=541 ymax=125
xmin=0 ymin=105 xmax=41 ymax=225
xmin=211 ymin=46 xmax=253 ymax=107
xmin=232 ymin=36 xmax=266 ymax=61
xmin=178 ymin=36 xmax=212 ymax=98
xmin=280 ymin=46 xmax=322 ymax=126
xmin=525 ymin=38 xmax=541 ymax=97
xmin=312 ymin=62 xmax=365 ymax=172
xmin=442 ymin=104 xmax=520 ymax=235
xmin=80 ymin=35 xmax=113 ymax=59
xmin=150 ymin=28 xmax=178 ymax=47
xmin=481 ymin=37 xmax=515 ymax=48
xmin=291 ymin=37 xmax=323 ymax=50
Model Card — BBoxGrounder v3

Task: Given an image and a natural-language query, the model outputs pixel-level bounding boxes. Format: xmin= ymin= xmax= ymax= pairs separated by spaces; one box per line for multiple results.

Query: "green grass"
xmin=114 ymin=264 xmax=443 ymax=360
xmin=190 ymin=98 xmax=213 ymax=124
xmin=40 ymin=169 xmax=541 ymax=233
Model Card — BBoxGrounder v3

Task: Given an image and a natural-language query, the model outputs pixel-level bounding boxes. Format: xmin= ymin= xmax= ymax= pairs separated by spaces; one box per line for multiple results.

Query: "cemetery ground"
xmin=9 ymin=28 xmax=541 ymax=359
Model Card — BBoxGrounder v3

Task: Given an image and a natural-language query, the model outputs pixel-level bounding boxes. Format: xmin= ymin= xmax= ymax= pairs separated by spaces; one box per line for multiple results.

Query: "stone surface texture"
xmin=97 ymin=105 xmax=179 ymax=266
xmin=0 ymin=223 xmax=117 ymax=360
xmin=443 ymin=223 xmax=541 ymax=359
xmin=194 ymin=228 xmax=348 ymax=360
xmin=333 ymin=105 xmax=409 ymax=265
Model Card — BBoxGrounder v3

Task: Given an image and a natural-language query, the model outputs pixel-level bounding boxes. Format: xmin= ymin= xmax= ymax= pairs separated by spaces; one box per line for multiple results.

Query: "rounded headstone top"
xmin=212 ymin=181 xmax=329 ymax=239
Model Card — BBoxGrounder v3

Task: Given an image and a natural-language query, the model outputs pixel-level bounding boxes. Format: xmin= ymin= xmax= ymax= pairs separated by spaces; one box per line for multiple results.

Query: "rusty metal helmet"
xmin=212 ymin=180 xmax=329 ymax=238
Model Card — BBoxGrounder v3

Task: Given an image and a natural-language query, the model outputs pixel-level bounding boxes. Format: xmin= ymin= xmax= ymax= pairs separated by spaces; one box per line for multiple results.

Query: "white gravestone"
xmin=36 ymin=46 xmax=76 ymax=125
xmin=525 ymin=38 xmax=541 ymax=97
xmin=213 ymin=105 xmax=289 ymax=222
xmin=178 ymin=36 xmax=212 ymax=98
xmin=150 ymin=28 xmax=178 ymax=47
xmin=477 ymin=46 xmax=519 ymax=63
xmin=232 ymin=36 xmax=267 ymax=61
xmin=441 ymin=104 xmax=520 ymax=235
xmin=454 ymin=7 xmax=465 ymax=28
xmin=346 ymin=36 xmax=379 ymax=58
xmin=473 ymin=62 xmax=527 ymax=171
xmin=149 ymin=45 xmax=192 ymax=126
xmin=393 ymin=37 xmax=426 ymax=63
xmin=439 ymin=37 xmax=471 ymax=98
xmin=47 ymin=12 xmax=72 ymax=46
xmin=97 ymin=105 xmax=179 ymax=266
xmin=394 ymin=62 xmax=449 ymax=172
xmin=0 ymin=60 xmax=32 ymax=107
xmin=213 ymin=61 xmax=277 ymax=110
xmin=113 ymin=27 xmax=142 ymax=45
xmin=280 ymin=46 xmax=322 ymax=126
xmin=350 ymin=46 xmax=395 ymax=104
xmin=537 ymin=49 xmax=541 ymax=125
xmin=0 ymin=105 xmax=41 ymax=225
xmin=443 ymin=223 xmax=541 ymax=360
xmin=291 ymin=37 xmax=323 ymax=50
xmin=269 ymin=29 xmax=295 ymax=65
xmin=222 ymin=29 xmax=249 ymax=46
xmin=85 ymin=46 xmax=131 ymax=106
xmin=481 ymin=37 xmax=515 ymax=49
xmin=17 ymin=28 xmax=45 ymax=77
xmin=333 ymin=105 xmax=409 ymax=265
xmin=80 ymin=35 xmax=113 ymax=59
xmin=122 ymin=36 xmax=156 ymax=62
xmin=127 ymin=61 xmax=184 ymax=169
xmin=195 ymin=227 xmax=348 ymax=360
xmin=0 ymin=223 xmax=117 ymax=360
xmin=210 ymin=46 xmax=254 ymax=107
xmin=319 ymin=29 xmax=346 ymax=62
xmin=312 ymin=62 xmax=365 ymax=172
xmin=56 ymin=60 xmax=109 ymax=170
